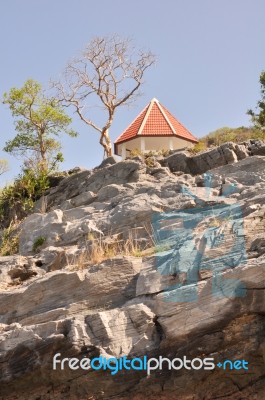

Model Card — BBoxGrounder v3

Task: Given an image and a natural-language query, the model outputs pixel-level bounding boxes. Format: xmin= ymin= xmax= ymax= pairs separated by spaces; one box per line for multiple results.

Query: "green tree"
xmin=3 ymin=79 xmax=77 ymax=174
xmin=247 ymin=71 xmax=265 ymax=130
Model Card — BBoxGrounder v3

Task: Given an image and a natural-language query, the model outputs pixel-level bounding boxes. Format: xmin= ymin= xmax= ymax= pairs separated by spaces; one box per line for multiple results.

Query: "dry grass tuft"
xmin=68 ymin=222 xmax=174 ymax=271
xmin=69 ymin=226 xmax=163 ymax=270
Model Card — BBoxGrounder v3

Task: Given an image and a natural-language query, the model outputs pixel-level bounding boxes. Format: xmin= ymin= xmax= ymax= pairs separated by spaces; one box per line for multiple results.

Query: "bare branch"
xmin=53 ymin=35 xmax=156 ymax=157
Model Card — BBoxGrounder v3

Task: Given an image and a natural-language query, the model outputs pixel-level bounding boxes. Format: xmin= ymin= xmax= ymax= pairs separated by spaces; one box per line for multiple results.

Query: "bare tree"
xmin=53 ymin=35 xmax=156 ymax=157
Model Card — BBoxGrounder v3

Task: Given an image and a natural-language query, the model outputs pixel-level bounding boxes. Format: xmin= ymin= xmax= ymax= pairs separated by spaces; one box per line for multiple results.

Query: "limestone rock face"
xmin=0 ymin=255 xmax=44 ymax=289
xmin=1 ymin=140 xmax=265 ymax=400
xmin=163 ymin=141 xmax=251 ymax=175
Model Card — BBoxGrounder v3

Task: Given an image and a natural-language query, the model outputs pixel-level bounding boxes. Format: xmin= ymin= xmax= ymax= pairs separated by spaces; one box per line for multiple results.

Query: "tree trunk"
xmin=38 ymin=129 xmax=48 ymax=173
xmin=100 ymin=129 xmax=113 ymax=158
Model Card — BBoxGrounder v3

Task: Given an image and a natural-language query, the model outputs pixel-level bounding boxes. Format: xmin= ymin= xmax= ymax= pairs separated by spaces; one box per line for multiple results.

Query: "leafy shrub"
xmin=0 ymin=168 xmax=49 ymax=228
xmin=190 ymin=126 xmax=265 ymax=155
xmin=129 ymin=148 xmax=166 ymax=168
xmin=0 ymin=222 xmax=19 ymax=256
xmin=32 ymin=236 xmax=46 ymax=253
xmin=130 ymin=148 xmax=143 ymax=157
xmin=201 ymin=127 xmax=264 ymax=148
xmin=189 ymin=142 xmax=207 ymax=154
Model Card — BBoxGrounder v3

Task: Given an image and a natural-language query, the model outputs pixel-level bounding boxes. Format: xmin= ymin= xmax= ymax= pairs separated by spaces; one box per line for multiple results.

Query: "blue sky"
xmin=0 ymin=0 xmax=265 ymax=185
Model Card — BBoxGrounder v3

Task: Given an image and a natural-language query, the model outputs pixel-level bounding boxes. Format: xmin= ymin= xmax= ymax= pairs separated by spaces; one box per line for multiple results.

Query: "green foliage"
xmin=145 ymin=156 xmax=156 ymax=168
xmin=160 ymin=148 xmax=170 ymax=157
xmin=145 ymin=150 xmax=158 ymax=157
xmin=130 ymin=148 xmax=143 ymax=157
xmin=129 ymin=148 xmax=169 ymax=162
xmin=247 ymin=71 xmax=265 ymax=130
xmin=194 ymin=126 xmax=265 ymax=152
xmin=0 ymin=222 xmax=19 ymax=256
xmin=2 ymin=79 xmax=77 ymax=173
xmin=0 ymin=168 xmax=50 ymax=227
xmin=32 ymin=236 xmax=46 ymax=253
xmin=128 ymin=149 xmax=157 ymax=167
xmin=190 ymin=141 xmax=207 ymax=154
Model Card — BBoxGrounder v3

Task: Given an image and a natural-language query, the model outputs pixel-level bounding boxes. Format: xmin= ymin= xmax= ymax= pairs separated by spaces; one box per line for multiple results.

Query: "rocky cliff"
xmin=0 ymin=140 xmax=265 ymax=400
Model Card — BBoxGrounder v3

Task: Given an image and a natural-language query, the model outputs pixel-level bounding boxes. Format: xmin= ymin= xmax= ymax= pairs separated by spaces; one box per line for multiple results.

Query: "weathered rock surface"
xmin=162 ymin=141 xmax=254 ymax=175
xmin=0 ymin=255 xmax=44 ymax=289
xmin=0 ymin=140 xmax=265 ymax=399
xmin=0 ymin=256 xmax=142 ymax=326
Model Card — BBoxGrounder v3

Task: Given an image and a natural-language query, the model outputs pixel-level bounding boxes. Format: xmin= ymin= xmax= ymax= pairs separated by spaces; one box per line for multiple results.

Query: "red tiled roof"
xmin=115 ymin=104 xmax=149 ymax=142
xmin=114 ymin=98 xmax=198 ymax=145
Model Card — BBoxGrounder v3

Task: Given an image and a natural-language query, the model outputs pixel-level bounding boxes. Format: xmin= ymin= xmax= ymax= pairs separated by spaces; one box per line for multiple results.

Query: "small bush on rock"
xmin=0 ymin=222 xmax=19 ymax=256
xmin=32 ymin=236 xmax=46 ymax=253
xmin=0 ymin=168 xmax=49 ymax=228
